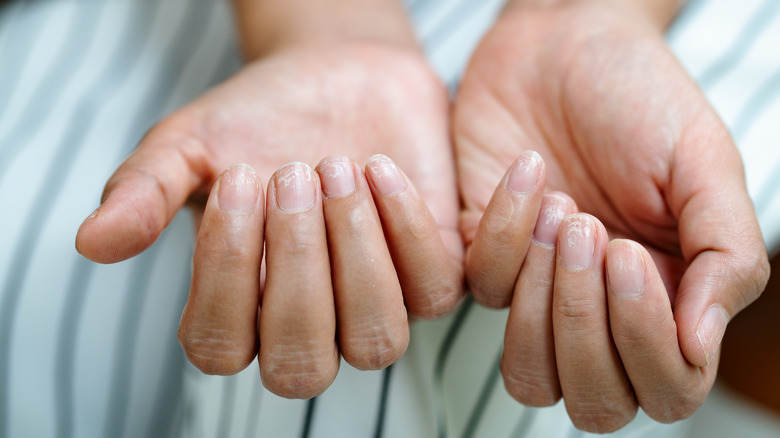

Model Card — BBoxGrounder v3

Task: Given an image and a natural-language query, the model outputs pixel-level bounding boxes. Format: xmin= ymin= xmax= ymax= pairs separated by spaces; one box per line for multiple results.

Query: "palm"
xmin=455 ymin=6 xmax=727 ymax=294
xmin=168 ymin=43 xmax=457 ymax=230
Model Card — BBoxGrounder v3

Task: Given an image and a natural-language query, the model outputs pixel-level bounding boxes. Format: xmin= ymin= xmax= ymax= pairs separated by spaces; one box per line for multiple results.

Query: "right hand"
xmin=75 ymin=41 xmax=463 ymax=398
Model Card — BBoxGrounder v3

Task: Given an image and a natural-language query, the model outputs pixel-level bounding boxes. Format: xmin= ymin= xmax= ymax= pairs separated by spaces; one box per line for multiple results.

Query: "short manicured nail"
xmin=697 ymin=305 xmax=730 ymax=366
xmin=367 ymin=154 xmax=406 ymax=196
xmin=506 ymin=151 xmax=542 ymax=194
xmin=533 ymin=194 xmax=569 ymax=246
xmin=274 ymin=162 xmax=316 ymax=213
xmin=317 ymin=156 xmax=356 ymax=199
xmin=218 ymin=164 xmax=259 ymax=213
xmin=559 ymin=214 xmax=595 ymax=270
xmin=607 ymin=241 xmax=645 ymax=298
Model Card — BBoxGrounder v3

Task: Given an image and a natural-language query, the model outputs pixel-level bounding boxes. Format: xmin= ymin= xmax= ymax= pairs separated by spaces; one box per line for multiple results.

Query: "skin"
xmin=456 ymin=0 xmax=770 ymax=432
xmin=74 ymin=0 xmax=771 ymax=432
xmin=76 ymin=0 xmax=463 ymax=399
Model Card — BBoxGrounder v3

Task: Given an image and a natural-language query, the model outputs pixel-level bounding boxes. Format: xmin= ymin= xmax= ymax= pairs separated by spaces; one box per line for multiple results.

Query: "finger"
xmin=259 ymin=162 xmax=339 ymax=399
xmin=502 ymin=192 xmax=576 ymax=406
xmin=178 ymin=164 xmax=264 ymax=375
xmin=75 ymin=120 xmax=211 ymax=263
xmin=316 ymin=155 xmax=409 ymax=370
xmin=365 ymin=154 xmax=463 ymax=319
xmin=669 ymin=122 xmax=770 ymax=367
xmin=465 ymin=151 xmax=546 ymax=308
xmin=606 ymin=239 xmax=713 ymax=423
xmin=553 ymin=214 xmax=637 ymax=433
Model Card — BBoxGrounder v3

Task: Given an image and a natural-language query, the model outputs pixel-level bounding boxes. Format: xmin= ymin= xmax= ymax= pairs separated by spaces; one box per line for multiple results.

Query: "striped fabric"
xmin=0 ymin=0 xmax=777 ymax=437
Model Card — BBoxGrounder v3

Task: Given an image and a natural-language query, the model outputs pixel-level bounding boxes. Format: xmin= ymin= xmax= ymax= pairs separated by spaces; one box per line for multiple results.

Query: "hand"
xmin=453 ymin=2 xmax=770 ymax=432
xmin=75 ymin=41 xmax=463 ymax=398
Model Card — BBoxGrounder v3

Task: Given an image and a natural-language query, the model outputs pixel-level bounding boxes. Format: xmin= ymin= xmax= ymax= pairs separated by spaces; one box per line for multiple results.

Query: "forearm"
xmin=504 ymin=0 xmax=684 ymax=29
xmin=231 ymin=0 xmax=418 ymax=61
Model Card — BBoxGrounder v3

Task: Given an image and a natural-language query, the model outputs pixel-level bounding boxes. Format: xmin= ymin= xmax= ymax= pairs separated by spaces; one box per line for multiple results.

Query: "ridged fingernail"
xmin=559 ymin=214 xmax=595 ymax=270
xmin=533 ymin=194 xmax=569 ymax=246
xmin=607 ymin=241 xmax=645 ymax=298
xmin=318 ymin=156 xmax=356 ymax=199
xmin=274 ymin=162 xmax=316 ymax=213
xmin=218 ymin=164 xmax=259 ymax=213
xmin=506 ymin=151 xmax=542 ymax=194
xmin=367 ymin=154 xmax=406 ymax=196
xmin=697 ymin=305 xmax=729 ymax=366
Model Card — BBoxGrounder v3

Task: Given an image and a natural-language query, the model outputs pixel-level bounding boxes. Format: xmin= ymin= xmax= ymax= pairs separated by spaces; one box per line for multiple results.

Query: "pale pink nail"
xmin=367 ymin=154 xmax=406 ymax=196
xmin=697 ymin=305 xmax=730 ymax=366
xmin=607 ymin=241 xmax=645 ymax=298
xmin=506 ymin=151 xmax=542 ymax=194
xmin=559 ymin=214 xmax=595 ymax=270
xmin=274 ymin=162 xmax=316 ymax=213
xmin=533 ymin=194 xmax=569 ymax=246
xmin=318 ymin=156 xmax=356 ymax=199
xmin=218 ymin=164 xmax=259 ymax=213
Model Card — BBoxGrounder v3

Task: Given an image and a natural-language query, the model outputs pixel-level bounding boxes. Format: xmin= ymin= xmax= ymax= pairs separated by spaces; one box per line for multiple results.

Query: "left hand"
xmin=453 ymin=2 xmax=769 ymax=432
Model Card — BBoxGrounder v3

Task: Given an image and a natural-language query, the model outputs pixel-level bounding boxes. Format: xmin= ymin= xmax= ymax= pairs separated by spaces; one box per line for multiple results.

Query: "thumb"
xmin=75 ymin=123 xmax=211 ymax=263
xmin=671 ymin=126 xmax=770 ymax=368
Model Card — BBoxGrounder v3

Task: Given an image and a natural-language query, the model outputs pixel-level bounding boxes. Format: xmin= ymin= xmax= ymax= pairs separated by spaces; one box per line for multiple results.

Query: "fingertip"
xmin=214 ymin=163 xmax=263 ymax=214
xmin=75 ymin=187 xmax=167 ymax=263
xmin=505 ymin=151 xmax=544 ymax=194
xmin=606 ymin=239 xmax=646 ymax=300
xmin=365 ymin=154 xmax=407 ymax=197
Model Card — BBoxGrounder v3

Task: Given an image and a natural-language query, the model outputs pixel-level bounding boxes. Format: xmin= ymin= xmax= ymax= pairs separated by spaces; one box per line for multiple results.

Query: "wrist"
xmin=503 ymin=0 xmax=684 ymax=30
xmin=232 ymin=0 xmax=419 ymax=61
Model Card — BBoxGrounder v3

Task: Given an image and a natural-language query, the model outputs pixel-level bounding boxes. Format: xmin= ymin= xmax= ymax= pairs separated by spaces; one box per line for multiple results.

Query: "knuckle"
xmin=555 ymin=296 xmax=603 ymax=322
xmin=643 ymin=386 xmax=707 ymax=423
xmin=341 ymin=326 xmax=409 ymax=371
xmin=260 ymin=345 xmax=338 ymax=399
xmin=568 ymin=405 xmax=636 ymax=434
xmin=178 ymin=326 xmax=254 ymax=375
xmin=501 ymin=362 xmax=561 ymax=407
xmin=409 ymin=282 xmax=463 ymax=319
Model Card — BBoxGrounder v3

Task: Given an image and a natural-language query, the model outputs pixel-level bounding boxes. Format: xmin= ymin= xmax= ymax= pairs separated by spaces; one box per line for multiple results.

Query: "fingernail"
xmin=559 ymin=214 xmax=595 ymax=270
xmin=532 ymin=194 xmax=569 ymax=246
xmin=367 ymin=154 xmax=406 ymax=196
xmin=607 ymin=241 xmax=645 ymax=298
xmin=697 ymin=305 xmax=730 ymax=366
xmin=317 ymin=156 xmax=356 ymax=199
xmin=506 ymin=151 xmax=542 ymax=194
xmin=218 ymin=164 xmax=259 ymax=213
xmin=274 ymin=162 xmax=316 ymax=213
xmin=85 ymin=206 xmax=101 ymax=220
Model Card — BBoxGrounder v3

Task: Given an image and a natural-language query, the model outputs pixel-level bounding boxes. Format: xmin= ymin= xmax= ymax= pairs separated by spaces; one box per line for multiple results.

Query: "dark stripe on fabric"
xmin=373 ymin=364 xmax=395 ymax=438
xmin=217 ymin=376 xmax=239 ymax=438
xmin=101 ymin=1 xmax=217 ymax=435
xmin=0 ymin=0 xmax=34 ymax=122
xmin=508 ymin=407 xmax=537 ymax=438
xmin=698 ymin=0 xmax=780 ymax=89
xmin=102 ymin=240 xmax=166 ymax=438
xmin=242 ymin=371 xmax=264 ymax=438
xmin=433 ymin=296 xmax=475 ymax=438
xmin=54 ymin=258 xmax=95 ymax=438
xmin=0 ymin=10 xmax=127 ymax=430
xmin=118 ymin=0 xmax=216 ymax=154
xmin=0 ymin=0 xmax=107 ymax=179
xmin=145 ymin=254 xmax=192 ymax=438
xmin=461 ymin=349 xmax=502 ymax=438
xmin=49 ymin=2 xmax=162 ymax=436
xmin=301 ymin=397 xmax=318 ymax=438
